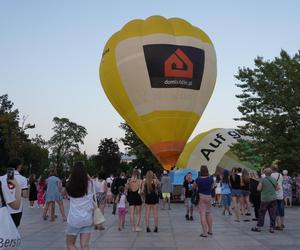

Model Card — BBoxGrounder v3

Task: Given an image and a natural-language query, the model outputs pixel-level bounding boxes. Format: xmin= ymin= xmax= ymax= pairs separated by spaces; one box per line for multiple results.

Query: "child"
xmin=37 ymin=176 xmax=46 ymax=208
xmin=116 ymin=186 xmax=126 ymax=231
xmin=221 ymin=170 xmax=232 ymax=215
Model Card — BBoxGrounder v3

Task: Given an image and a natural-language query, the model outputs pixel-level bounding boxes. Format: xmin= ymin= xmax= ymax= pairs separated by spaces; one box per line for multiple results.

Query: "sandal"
xmin=251 ymin=227 xmax=261 ymax=232
xmin=200 ymin=234 xmax=208 ymax=238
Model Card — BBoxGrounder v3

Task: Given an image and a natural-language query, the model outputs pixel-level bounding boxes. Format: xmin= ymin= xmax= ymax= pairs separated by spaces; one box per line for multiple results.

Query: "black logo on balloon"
xmin=143 ymin=44 xmax=205 ymax=90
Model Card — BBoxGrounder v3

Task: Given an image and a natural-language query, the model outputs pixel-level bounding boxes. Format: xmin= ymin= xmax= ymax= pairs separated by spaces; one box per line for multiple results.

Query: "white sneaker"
xmin=135 ymin=226 xmax=142 ymax=232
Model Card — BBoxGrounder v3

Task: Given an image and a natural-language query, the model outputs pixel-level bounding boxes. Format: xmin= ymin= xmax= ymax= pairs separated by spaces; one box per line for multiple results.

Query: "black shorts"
xmin=127 ymin=191 xmax=142 ymax=206
xmin=11 ymin=212 xmax=22 ymax=227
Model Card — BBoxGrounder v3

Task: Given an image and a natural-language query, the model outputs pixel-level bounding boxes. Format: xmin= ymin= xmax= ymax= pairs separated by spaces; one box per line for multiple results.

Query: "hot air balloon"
xmin=100 ymin=16 xmax=217 ymax=170
xmin=176 ymin=128 xmax=243 ymax=173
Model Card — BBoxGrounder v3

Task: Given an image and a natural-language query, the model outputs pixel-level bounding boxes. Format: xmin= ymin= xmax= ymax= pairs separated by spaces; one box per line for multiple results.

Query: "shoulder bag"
xmin=0 ymin=181 xmax=22 ymax=250
xmin=92 ymin=181 xmax=105 ymax=226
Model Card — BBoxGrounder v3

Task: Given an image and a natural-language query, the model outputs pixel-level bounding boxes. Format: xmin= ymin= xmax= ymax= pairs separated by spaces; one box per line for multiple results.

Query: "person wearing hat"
xmin=161 ymin=170 xmax=172 ymax=210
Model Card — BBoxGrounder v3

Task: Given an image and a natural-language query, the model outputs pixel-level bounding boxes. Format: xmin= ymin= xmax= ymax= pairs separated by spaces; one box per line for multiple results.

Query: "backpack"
xmin=111 ymin=178 xmax=119 ymax=195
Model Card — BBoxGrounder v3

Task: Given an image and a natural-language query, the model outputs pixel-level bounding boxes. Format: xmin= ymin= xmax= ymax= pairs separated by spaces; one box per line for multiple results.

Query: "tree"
xmin=97 ymin=138 xmax=121 ymax=176
xmin=0 ymin=94 xmax=35 ymax=174
xmin=234 ymin=50 xmax=300 ymax=173
xmin=21 ymin=140 xmax=49 ymax=177
xmin=48 ymin=117 xmax=87 ymax=174
xmin=120 ymin=123 xmax=162 ymax=175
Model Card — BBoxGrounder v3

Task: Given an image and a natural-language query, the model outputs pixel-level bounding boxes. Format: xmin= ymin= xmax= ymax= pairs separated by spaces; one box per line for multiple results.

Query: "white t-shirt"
xmin=271 ymin=172 xmax=283 ymax=200
xmin=0 ymin=177 xmax=16 ymax=207
xmin=117 ymin=194 xmax=126 ymax=208
xmin=67 ymin=181 xmax=93 ymax=228
xmin=3 ymin=171 xmax=27 ymax=214
xmin=106 ymin=176 xmax=113 ymax=185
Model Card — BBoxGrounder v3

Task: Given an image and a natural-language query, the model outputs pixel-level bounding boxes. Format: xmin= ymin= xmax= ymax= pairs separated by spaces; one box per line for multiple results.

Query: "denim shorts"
xmin=66 ymin=224 xmax=93 ymax=236
xmin=222 ymin=194 xmax=232 ymax=206
xmin=231 ymin=189 xmax=242 ymax=197
xmin=276 ymin=199 xmax=285 ymax=217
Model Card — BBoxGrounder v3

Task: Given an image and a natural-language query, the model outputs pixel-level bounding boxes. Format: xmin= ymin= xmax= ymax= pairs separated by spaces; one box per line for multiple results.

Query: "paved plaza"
xmin=19 ymin=201 xmax=300 ymax=250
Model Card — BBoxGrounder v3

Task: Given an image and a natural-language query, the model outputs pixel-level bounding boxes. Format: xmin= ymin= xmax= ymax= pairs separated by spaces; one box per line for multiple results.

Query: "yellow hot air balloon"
xmin=176 ymin=128 xmax=243 ymax=173
xmin=100 ymin=16 xmax=217 ymax=170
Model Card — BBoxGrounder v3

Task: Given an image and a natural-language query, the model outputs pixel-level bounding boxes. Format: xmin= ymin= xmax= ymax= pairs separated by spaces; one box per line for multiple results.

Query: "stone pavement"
xmin=19 ymin=201 xmax=300 ymax=250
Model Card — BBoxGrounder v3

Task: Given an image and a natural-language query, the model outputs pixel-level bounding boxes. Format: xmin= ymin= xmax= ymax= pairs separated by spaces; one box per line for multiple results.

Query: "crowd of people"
xmin=1 ymin=158 xmax=300 ymax=250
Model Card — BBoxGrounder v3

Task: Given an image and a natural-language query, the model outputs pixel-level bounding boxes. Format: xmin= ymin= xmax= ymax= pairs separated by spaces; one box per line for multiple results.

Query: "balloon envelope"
xmin=176 ymin=128 xmax=243 ymax=173
xmin=100 ymin=16 xmax=217 ymax=170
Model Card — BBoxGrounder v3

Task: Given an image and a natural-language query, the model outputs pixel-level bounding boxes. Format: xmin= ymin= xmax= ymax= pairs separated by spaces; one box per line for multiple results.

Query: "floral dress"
xmin=282 ymin=176 xmax=292 ymax=198
xmin=296 ymin=176 xmax=300 ymax=200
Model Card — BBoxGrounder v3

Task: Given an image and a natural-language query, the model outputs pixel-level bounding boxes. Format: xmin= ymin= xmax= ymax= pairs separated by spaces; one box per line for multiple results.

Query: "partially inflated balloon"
xmin=100 ymin=16 xmax=217 ymax=170
xmin=176 ymin=128 xmax=242 ymax=173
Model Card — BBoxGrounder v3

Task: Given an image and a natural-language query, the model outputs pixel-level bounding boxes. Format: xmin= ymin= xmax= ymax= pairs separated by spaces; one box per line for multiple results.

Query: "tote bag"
xmin=92 ymin=181 xmax=105 ymax=225
xmin=0 ymin=181 xmax=21 ymax=250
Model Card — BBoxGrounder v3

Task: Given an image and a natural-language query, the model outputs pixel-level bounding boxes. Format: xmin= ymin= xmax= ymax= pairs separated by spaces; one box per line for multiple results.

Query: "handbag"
xmin=0 ymin=181 xmax=21 ymax=250
xmin=92 ymin=181 xmax=105 ymax=226
xmin=191 ymin=188 xmax=199 ymax=205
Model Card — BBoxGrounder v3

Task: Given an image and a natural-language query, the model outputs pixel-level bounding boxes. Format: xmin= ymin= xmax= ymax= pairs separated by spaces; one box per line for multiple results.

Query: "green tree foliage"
xmin=119 ymin=123 xmax=162 ymax=176
xmin=234 ymin=50 xmax=300 ymax=173
xmin=48 ymin=117 xmax=87 ymax=174
xmin=0 ymin=95 xmax=48 ymax=175
xmin=97 ymin=138 xmax=121 ymax=176
xmin=0 ymin=94 xmax=27 ymax=166
xmin=21 ymin=140 xmax=49 ymax=177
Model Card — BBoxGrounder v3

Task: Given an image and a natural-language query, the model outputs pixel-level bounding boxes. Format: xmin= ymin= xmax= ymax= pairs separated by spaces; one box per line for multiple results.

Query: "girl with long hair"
xmin=241 ymin=169 xmax=251 ymax=217
xmin=221 ymin=170 xmax=232 ymax=215
xmin=65 ymin=161 xmax=93 ymax=250
xmin=230 ymin=167 xmax=242 ymax=222
xmin=126 ymin=169 xmax=142 ymax=232
xmin=143 ymin=171 xmax=160 ymax=232
xmin=194 ymin=165 xmax=214 ymax=237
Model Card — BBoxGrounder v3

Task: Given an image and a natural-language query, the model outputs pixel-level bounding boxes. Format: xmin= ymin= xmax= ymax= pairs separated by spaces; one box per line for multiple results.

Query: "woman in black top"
xmin=230 ymin=168 xmax=242 ymax=222
xmin=29 ymin=174 xmax=38 ymax=208
xmin=249 ymin=170 xmax=261 ymax=221
xmin=143 ymin=171 xmax=160 ymax=233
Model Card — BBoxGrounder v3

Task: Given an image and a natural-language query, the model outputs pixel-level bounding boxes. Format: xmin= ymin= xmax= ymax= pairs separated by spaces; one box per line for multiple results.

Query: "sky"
xmin=1 ymin=0 xmax=300 ymax=155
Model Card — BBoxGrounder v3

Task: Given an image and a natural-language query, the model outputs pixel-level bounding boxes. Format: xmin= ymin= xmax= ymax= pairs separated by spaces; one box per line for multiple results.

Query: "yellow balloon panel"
xmin=100 ymin=16 xmax=217 ymax=170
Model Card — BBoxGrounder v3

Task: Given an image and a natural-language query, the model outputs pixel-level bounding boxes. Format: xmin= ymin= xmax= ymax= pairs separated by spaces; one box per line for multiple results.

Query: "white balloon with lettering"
xmin=176 ymin=128 xmax=242 ymax=173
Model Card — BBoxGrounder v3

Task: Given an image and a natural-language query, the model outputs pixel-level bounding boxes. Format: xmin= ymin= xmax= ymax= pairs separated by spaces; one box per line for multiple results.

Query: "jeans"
xmin=257 ymin=200 xmax=277 ymax=228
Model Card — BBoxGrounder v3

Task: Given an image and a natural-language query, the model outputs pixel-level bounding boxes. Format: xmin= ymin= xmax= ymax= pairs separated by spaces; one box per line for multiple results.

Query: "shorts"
xmin=199 ymin=194 xmax=212 ymax=214
xmin=66 ymin=224 xmax=93 ymax=236
xmin=162 ymin=192 xmax=170 ymax=199
xmin=222 ymin=194 xmax=231 ymax=206
xmin=276 ymin=199 xmax=285 ymax=217
xmin=241 ymin=190 xmax=250 ymax=196
xmin=185 ymin=198 xmax=193 ymax=208
xmin=231 ymin=189 xmax=242 ymax=197
xmin=96 ymin=192 xmax=106 ymax=205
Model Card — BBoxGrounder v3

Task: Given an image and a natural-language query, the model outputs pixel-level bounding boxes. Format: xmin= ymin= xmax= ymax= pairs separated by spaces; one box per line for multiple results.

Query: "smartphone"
xmin=7 ymin=168 xmax=15 ymax=189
